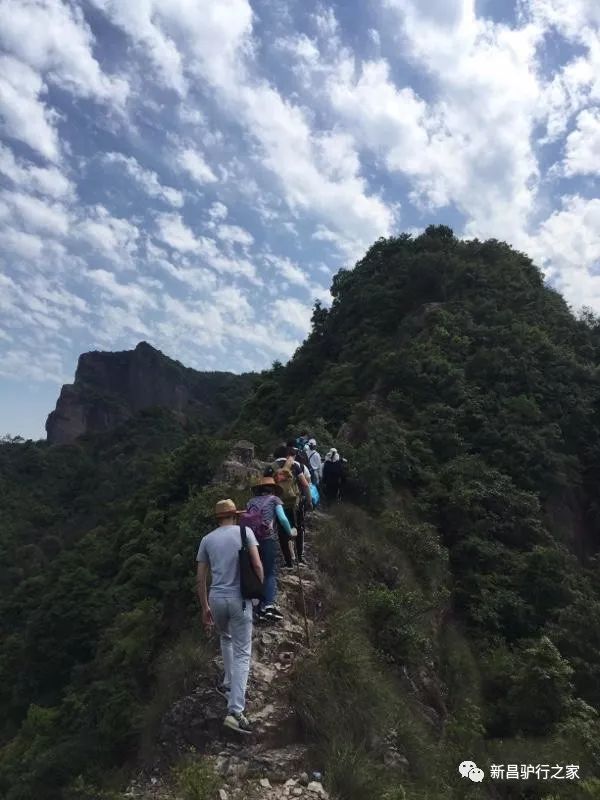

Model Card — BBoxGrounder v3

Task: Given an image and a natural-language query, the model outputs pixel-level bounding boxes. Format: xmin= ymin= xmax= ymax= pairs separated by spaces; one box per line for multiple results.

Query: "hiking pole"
xmin=293 ymin=536 xmax=311 ymax=648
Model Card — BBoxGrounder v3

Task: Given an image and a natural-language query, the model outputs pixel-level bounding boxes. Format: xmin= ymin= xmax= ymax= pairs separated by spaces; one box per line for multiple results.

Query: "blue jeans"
xmin=259 ymin=538 xmax=277 ymax=607
xmin=210 ymin=594 xmax=253 ymax=714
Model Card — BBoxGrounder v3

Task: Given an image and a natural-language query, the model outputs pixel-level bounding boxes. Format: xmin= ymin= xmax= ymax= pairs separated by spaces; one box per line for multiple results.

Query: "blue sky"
xmin=1 ymin=0 xmax=599 ymax=439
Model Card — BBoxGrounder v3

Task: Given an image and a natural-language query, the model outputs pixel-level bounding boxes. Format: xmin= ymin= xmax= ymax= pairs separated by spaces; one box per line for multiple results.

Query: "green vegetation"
xmin=0 ymin=414 xmax=231 ymax=799
xmin=3 ymin=226 xmax=600 ymax=798
xmin=171 ymin=756 xmax=222 ymax=800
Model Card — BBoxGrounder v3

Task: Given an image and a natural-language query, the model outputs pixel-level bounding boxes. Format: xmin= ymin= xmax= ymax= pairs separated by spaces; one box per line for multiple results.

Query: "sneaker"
xmin=263 ymin=605 xmax=284 ymax=621
xmin=254 ymin=607 xmax=268 ymax=623
xmin=223 ymin=712 xmax=253 ymax=735
xmin=297 ymin=557 xmax=308 ymax=568
xmin=282 ymin=563 xmax=295 ymax=572
xmin=215 ymin=683 xmax=230 ymax=699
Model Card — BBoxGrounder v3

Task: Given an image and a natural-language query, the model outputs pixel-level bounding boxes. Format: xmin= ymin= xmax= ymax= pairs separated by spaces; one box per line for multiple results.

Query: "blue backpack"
xmin=310 ymin=483 xmax=320 ymax=507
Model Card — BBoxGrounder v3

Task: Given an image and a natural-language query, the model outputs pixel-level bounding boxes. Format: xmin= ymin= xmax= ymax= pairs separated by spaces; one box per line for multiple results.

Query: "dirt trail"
xmin=128 ymin=512 xmax=330 ymax=800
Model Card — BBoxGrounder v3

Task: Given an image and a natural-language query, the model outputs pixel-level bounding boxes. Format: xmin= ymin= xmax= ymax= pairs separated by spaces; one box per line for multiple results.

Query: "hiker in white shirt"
xmin=307 ymin=439 xmax=322 ymax=487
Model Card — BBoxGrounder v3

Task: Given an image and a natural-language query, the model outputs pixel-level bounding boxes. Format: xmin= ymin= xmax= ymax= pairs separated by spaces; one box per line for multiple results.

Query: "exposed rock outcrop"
xmin=46 ymin=342 xmax=256 ymax=444
xmin=213 ymin=441 xmax=269 ymax=489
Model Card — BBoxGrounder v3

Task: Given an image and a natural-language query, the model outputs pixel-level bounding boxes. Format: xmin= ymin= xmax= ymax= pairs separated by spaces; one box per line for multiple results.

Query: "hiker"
xmin=286 ymin=440 xmax=313 ymax=564
xmin=243 ymin=477 xmax=297 ymax=622
xmin=296 ymin=431 xmax=310 ymax=453
xmin=322 ymin=447 xmax=344 ymax=504
xmin=196 ymin=499 xmax=264 ymax=735
xmin=294 ymin=439 xmax=311 ymax=472
xmin=272 ymin=443 xmax=312 ymax=568
xmin=307 ymin=439 xmax=322 ymax=487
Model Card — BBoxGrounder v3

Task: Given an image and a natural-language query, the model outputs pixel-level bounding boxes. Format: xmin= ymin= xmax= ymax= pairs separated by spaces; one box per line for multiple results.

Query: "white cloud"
xmin=235 ymin=81 xmax=393 ymax=254
xmin=529 ymin=195 xmax=600 ymax=308
xmin=29 ymin=276 xmax=88 ymax=314
xmin=216 ymin=223 xmax=254 ymax=248
xmin=76 ymin=205 xmax=140 ymax=263
xmin=156 ymin=211 xmax=205 ymax=253
xmin=272 ymin=297 xmax=313 ymax=332
xmin=265 ymin=254 xmax=310 ymax=288
xmin=0 ymin=55 xmax=59 ymax=160
xmin=0 ymin=272 xmax=87 ymax=343
xmin=103 ymin=152 xmax=184 ymax=206
xmin=158 ymin=289 xmax=298 ymax=362
xmin=0 ymin=228 xmax=46 ymax=260
xmin=563 ymin=107 xmax=600 ymax=176
xmin=0 ymin=191 xmax=71 ymax=236
xmin=208 ymin=201 xmax=228 ymax=223
xmin=0 ymin=144 xmax=74 ymax=198
xmin=526 ymin=0 xmax=600 ymax=38
xmin=88 ymin=269 xmax=158 ymax=309
xmin=94 ymin=304 xmax=151 ymax=341
xmin=311 ymin=5 xmax=339 ymax=38
xmin=0 ymin=346 xmax=66 ymax=383
xmin=155 ymin=212 xmax=258 ymax=280
xmin=93 ymin=0 xmax=394 ymax=256
xmin=345 ymin=4 xmax=541 ymax=241
xmin=176 ymin=147 xmax=217 ymax=184
xmin=89 ymin=0 xmax=252 ymax=93
xmin=0 ymin=0 xmax=128 ymax=104
xmin=524 ymin=0 xmax=600 ymax=139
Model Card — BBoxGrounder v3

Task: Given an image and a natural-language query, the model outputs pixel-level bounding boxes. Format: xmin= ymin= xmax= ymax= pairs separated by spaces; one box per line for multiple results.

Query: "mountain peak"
xmin=45 ymin=343 xmax=256 ymax=445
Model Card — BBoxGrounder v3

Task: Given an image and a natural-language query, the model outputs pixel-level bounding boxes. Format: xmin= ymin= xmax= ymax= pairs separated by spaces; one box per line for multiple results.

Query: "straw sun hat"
xmin=214 ymin=499 xmax=239 ymax=518
xmin=252 ymin=476 xmax=283 ymax=497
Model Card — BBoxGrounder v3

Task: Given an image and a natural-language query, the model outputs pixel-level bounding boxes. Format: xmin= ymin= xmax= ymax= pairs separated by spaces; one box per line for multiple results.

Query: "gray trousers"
xmin=210 ymin=594 xmax=253 ymax=714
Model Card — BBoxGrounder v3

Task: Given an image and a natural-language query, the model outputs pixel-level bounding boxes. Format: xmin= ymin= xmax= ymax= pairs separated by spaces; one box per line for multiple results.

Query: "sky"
xmin=0 ymin=0 xmax=599 ymax=439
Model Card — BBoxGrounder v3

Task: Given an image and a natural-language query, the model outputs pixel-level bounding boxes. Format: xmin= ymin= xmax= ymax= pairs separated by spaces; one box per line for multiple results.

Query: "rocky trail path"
xmin=127 ymin=511 xmax=331 ymax=800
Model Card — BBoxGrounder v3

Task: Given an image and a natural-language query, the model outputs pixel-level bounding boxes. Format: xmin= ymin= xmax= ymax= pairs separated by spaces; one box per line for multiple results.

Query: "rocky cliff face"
xmin=46 ymin=342 xmax=256 ymax=444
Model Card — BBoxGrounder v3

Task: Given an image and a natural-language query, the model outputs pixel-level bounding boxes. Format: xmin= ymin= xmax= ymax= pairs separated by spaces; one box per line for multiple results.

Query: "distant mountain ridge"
xmin=46 ymin=341 xmax=256 ymax=444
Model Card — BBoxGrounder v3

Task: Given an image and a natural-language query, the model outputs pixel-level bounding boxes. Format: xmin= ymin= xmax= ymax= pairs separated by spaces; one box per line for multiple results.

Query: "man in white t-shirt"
xmin=196 ymin=499 xmax=264 ymax=735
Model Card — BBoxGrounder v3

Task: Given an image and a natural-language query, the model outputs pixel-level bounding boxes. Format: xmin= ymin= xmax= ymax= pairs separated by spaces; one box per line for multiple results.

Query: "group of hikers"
xmin=195 ymin=435 xmax=347 ymax=734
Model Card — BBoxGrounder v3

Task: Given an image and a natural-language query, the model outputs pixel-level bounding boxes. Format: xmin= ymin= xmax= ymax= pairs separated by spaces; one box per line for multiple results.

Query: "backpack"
xmin=239 ymin=525 xmax=264 ymax=601
xmin=239 ymin=503 xmax=271 ymax=542
xmin=272 ymin=456 xmax=300 ymax=508
xmin=296 ymin=449 xmax=310 ymax=469
xmin=310 ymin=482 xmax=320 ymax=507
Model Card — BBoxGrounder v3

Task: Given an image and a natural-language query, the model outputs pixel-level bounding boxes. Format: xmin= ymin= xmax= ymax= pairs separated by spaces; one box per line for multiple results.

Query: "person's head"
xmin=308 ymin=438 xmax=317 ymax=450
xmin=274 ymin=444 xmax=287 ymax=460
xmin=214 ymin=498 xmax=238 ymax=526
xmin=252 ymin=476 xmax=283 ymax=498
xmin=285 ymin=439 xmax=298 ymax=457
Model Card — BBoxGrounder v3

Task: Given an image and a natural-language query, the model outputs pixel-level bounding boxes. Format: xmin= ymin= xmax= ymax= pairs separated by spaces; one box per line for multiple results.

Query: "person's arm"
xmin=297 ymin=469 xmax=313 ymax=509
xmin=275 ymin=503 xmax=294 ymax=537
xmin=196 ymin=561 xmax=213 ymax=630
xmin=249 ymin=544 xmax=264 ymax=583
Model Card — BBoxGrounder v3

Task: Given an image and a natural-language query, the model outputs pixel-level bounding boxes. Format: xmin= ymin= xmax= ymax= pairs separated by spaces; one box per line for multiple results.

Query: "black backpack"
xmin=239 ymin=525 xmax=264 ymax=602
